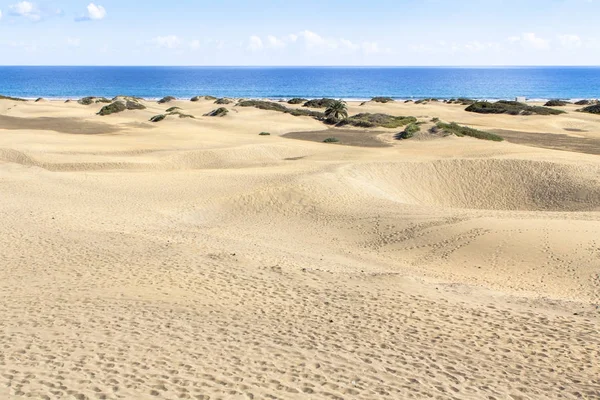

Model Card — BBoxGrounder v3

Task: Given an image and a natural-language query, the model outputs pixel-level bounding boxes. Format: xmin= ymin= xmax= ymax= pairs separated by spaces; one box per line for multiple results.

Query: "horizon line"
xmin=1 ymin=65 xmax=600 ymax=68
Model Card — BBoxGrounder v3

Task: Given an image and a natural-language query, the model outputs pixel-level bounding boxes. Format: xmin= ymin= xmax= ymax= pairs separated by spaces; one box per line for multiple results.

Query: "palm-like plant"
xmin=324 ymin=100 xmax=348 ymax=123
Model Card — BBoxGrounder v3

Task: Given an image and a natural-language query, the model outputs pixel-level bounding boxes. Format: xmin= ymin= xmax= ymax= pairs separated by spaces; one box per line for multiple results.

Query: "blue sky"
xmin=0 ymin=0 xmax=599 ymax=65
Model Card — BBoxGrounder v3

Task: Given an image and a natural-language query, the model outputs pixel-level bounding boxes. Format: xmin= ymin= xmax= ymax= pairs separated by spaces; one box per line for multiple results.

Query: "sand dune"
xmin=1 ymin=98 xmax=599 ymax=399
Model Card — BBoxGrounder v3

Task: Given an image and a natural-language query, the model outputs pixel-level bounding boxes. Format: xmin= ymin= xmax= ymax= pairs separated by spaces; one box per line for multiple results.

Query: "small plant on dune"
xmin=398 ymin=122 xmax=420 ymax=139
xmin=431 ymin=117 xmax=440 ymax=123
xmin=436 ymin=121 xmax=503 ymax=141
xmin=126 ymin=101 xmax=146 ymax=110
xmin=259 ymin=132 xmax=271 ymax=136
xmin=166 ymin=106 xmax=182 ymax=112
xmin=215 ymin=98 xmax=233 ymax=105
xmin=574 ymin=99 xmax=596 ymax=106
xmin=323 ymin=137 xmax=339 ymax=143
xmin=544 ymin=99 xmax=570 ymax=107
xmin=371 ymin=97 xmax=395 ymax=103
xmin=324 ymin=100 xmax=349 ymax=124
xmin=339 ymin=113 xmax=417 ymax=129
xmin=577 ymin=104 xmax=600 ymax=114
xmin=204 ymin=107 xmax=229 ymax=117
xmin=0 ymin=94 xmax=26 ymax=101
xmin=465 ymin=101 xmax=565 ymax=116
xmin=287 ymin=98 xmax=308 ymax=104
xmin=158 ymin=96 xmax=176 ymax=104
xmin=303 ymin=98 xmax=337 ymax=108
xmin=150 ymin=114 xmax=166 ymax=122
xmin=97 ymin=101 xmax=127 ymax=116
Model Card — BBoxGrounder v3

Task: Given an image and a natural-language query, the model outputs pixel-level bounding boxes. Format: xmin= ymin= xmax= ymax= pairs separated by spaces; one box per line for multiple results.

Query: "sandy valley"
xmin=0 ymin=97 xmax=599 ymax=399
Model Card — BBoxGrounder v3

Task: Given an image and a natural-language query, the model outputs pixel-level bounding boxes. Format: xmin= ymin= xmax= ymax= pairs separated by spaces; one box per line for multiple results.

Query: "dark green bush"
xmin=97 ymin=101 xmax=127 ymax=116
xmin=431 ymin=117 xmax=440 ymax=123
xmin=158 ymin=96 xmax=176 ymax=104
xmin=436 ymin=122 xmax=503 ymax=141
xmin=165 ymin=106 xmax=182 ymax=112
xmin=415 ymin=98 xmax=438 ymax=104
xmin=371 ymin=97 xmax=395 ymax=103
xmin=578 ymin=104 xmax=600 ymax=114
xmin=126 ymin=101 xmax=146 ymax=110
xmin=303 ymin=98 xmax=337 ymax=108
xmin=0 ymin=94 xmax=26 ymax=101
xmin=204 ymin=107 xmax=229 ymax=117
xmin=465 ymin=101 xmax=565 ymax=116
xmin=287 ymin=98 xmax=308 ymax=104
xmin=574 ymin=99 xmax=594 ymax=106
xmin=398 ymin=122 xmax=420 ymax=139
xmin=339 ymin=113 xmax=417 ymax=129
xmin=78 ymin=96 xmax=111 ymax=105
xmin=323 ymin=137 xmax=339 ymax=143
xmin=150 ymin=114 xmax=166 ymax=122
xmin=238 ymin=100 xmax=324 ymax=119
xmin=544 ymin=99 xmax=570 ymax=107
xmin=259 ymin=132 xmax=271 ymax=136
xmin=215 ymin=98 xmax=233 ymax=105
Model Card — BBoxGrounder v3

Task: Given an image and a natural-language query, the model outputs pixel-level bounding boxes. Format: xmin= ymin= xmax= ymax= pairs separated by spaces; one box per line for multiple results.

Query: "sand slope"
xmin=1 ymin=98 xmax=599 ymax=399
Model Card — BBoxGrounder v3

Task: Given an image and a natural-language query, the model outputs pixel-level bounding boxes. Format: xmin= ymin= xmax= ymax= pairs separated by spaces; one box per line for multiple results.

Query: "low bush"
xmin=150 ymin=114 xmax=166 ymax=122
xmin=431 ymin=117 xmax=440 ymax=123
xmin=97 ymin=101 xmax=126 ymax=116
xmin=0 ymin=94 xmax=26 ymax=101
xmin=287 ymin=98 xmax=308 ymax=104
xmin=544 ymin=99 xmax=570 ymax=107
xmin=158 ymin=96 xmax=176 ymax=104
xmin=398 ymin=122 xmax=420 ymax=139
xmin=574 ymin=99 xmax=595 ymax=106
xmin=339 ymin=113 xmax=417 ymax=129
xmin=415 ymin=98 xmax=438 ymax=104
xmin=170 ymin=111 xmax=195 ymax=118
xmin=126 ymin=101 xmax=146 ymax=110
xmin=371 ymin=97 xmax=395 ymax=103
xmin=436 ymin=121 xmax=503 ymax=141
xmin=577 ymin=104 xmax=600 ymax=114
xmin=259 ymin=132 xmax=271 ymax=135
xmin=78 ymin=97 xmax=111 ymax=105
xmin=303 ymin=98 xmax=337 ymax=108
xmin=465 ymin=101 xmax=565 ymax=116
xmin=323 ymin=137 xmax=339 ymax=143
xmin=165 ymin=107 xmax=182 ymax=112
xmin=215 ymin=98 xmax=233 ymax=105
xmin=204 ymin=107 xmax=229 ymax=117
xmin=238 ymin=100 xmax=325 ymax=119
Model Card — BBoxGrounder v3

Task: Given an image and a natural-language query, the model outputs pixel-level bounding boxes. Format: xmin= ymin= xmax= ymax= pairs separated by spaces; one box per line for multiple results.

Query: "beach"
xmin=0 ymin=97 xmax=599 ymax=399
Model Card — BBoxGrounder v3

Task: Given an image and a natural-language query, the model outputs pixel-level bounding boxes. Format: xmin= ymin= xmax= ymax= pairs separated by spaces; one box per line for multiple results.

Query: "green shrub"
xmin=436 ymin=121 xmax=503 ymax=141
xmin=339 ymin=113 xmax=417 ymax=129
xmin=323 ymin=137 xmax=339 ymax=143
xmin=404 ymin=100 xmax=413 ymax=103
xmin=415 ymin=98 xmax=438 ymax=104
xmin=398 ymin=122 xmax=420 ymax=139
xmin=544 ymin=99 xmax=570 ymax=107
xmin=165 ymin=106 xmax=182 ymax=112
xmin=259 ymin=132 xmax=271 ymax=136
xmin=578 ymin=104 xmax=600 ymax=114
xmin=170 ymin=111 xmax=195 ymax=118
xmin=238 ymin=100 xmax=324 ymax=119
xmin=431 ymin=117 xmax=440 ymax=123
xmin=303 ymin=98 xmax=337 ymax=108
xmin=204 ymin=107 xmax=229 ymax=117
xmin=465 ymin=101 xmax=565 ymax=116
xmin=371 ymin=97 xmax=395 ymax=103
xmin=287 ymin=98 xmax=308 ymax=104
xmin=97 ymin=101 xmax=127 ymax=116
xmin=0 ymin=94 xmax=26 ymax=101
xmin=215 ymin=98 xmax=233 ymax=105
xmin=126 ymin=101 xmax=146 ymax=110
xmin=158 ymin=96 xmax=176 ymax=104
xmin=150 ymin=114 xmax=166 ymax=122
xmin=574 ymin=99 xmax=595 ymax=106
xmin=78 ymin=96 xmax=111 ymax=105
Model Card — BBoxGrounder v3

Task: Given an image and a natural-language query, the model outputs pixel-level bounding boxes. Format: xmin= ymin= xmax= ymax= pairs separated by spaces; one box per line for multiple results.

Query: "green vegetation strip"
xmin=437 ymin=122 xmax=503 ymax=141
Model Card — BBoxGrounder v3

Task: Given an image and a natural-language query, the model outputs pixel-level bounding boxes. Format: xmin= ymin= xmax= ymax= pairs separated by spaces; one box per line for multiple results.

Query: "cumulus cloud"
xmin=151 ymin=35 xmax=181 ymax=49
xmin=509 ymin=33 xmax=550 ymax=50
xmin=246 ymin=30 xmax=388 ymax=55
xmin=558 ymin=34 xmax=582 ymax=48
xmin=8 ymin=1 xmax=40 ymax=21
xmin=75 ymin=3 xmax=106 ymax=22
xmin=247 ymin=35 xmax=263 ymax=51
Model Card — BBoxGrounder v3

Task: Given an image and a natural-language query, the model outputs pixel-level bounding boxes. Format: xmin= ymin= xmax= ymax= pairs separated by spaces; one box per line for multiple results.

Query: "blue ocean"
xmin=0 ymin=66 xmax=599 ymax=100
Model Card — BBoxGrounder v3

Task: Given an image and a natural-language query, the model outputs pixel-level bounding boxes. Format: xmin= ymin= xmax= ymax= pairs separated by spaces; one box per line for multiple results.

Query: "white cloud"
xmin=558 ymin=34 xmax=582 ymax=48
xmin=267 ymin=35 xmax=285 ymax=49
xmin=248 ymin=35 xmax=263 ymax=51
xmin=76 ymin=3 xmax=106 ymax=21
xmin=190 ymin=40 xmax=201 ymax=51
xmin=8 ymin=1 xmax=40 ymax=21
xmin=510 ymin=33 xmax=550 ymax=50
xmin=152 ymin=35 xmax=181 ymax=49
